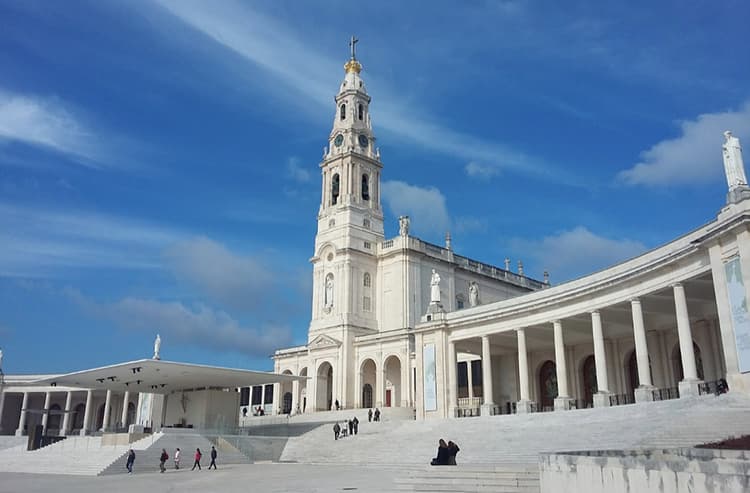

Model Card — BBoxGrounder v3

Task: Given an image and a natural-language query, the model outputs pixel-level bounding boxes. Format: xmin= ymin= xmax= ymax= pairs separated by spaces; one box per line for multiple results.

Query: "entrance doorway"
xmin=538 ymin=360 xmax=557 ymax=410
xmin=282 ymin=392 xmax=293 ymax=414
xmin=316 ymin=362 xmax=333 ymax=411
xmin=362 ymin=384 xmax=373 ymax=409
xmin=385 ymin=389 xmax=392 ymax=407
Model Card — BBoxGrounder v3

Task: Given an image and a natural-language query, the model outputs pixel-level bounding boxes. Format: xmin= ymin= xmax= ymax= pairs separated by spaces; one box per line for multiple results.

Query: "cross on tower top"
xmin=349 ymin=35 xmax=358 ymax=60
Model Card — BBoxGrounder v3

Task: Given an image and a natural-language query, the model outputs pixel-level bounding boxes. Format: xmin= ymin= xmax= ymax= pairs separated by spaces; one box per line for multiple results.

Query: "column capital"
xmin=590 ymin=309 xmax=601 ymax=316
xmin=671 ymin=282 xmax=684 ymax=289
xmin=630 ymin=298 xmax=641 ymax=304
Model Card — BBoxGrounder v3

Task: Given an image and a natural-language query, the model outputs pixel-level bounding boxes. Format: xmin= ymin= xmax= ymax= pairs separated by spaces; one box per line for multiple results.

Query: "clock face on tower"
xmin=358 ymin=135 xmax=368 ymax=147
xmin=334 ymin=134 xmax=344 ymax=147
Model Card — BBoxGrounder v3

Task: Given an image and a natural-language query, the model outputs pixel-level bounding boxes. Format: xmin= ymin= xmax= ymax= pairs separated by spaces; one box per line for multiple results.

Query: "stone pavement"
xmin=0 ymin=463 xmax=401 ymax=493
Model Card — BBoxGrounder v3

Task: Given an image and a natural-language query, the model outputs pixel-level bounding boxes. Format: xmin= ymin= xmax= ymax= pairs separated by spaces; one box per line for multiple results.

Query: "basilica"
xmin=270 ymin=45 xmax=750 ymax=420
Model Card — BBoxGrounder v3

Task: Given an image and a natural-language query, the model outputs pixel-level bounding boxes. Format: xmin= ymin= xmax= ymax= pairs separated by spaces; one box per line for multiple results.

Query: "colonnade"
xmin=448 ymin=283 xmax=709 ymax=416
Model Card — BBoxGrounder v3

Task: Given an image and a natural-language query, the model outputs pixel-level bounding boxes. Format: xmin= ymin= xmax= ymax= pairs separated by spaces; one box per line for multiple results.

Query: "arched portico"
xmin=280 ymin=370 xmax=294 ymax=414
xmin=359 ymin=358 xmax=377 ymax=409
xmin=383 ymin=355 xmax=402 ymax=407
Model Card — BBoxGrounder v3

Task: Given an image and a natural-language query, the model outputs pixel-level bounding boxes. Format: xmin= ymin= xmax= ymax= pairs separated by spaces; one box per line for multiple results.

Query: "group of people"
xmin=430 ymin=439 xmax=460 ymax=466
xmin=333 ymin=417 xmax=359 ymax=439
xmin=367 ymin=408 xmax=380 ymax=422
xmin=125 ymin=445 xmax=218 ymax=474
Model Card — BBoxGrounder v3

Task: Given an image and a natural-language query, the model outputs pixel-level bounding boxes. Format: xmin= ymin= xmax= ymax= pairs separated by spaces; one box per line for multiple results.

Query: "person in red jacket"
xmin=191 ymin=448 xmax=202 ymax=470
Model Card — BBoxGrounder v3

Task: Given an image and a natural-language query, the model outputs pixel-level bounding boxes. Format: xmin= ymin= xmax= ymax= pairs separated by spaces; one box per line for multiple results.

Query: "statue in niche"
xmin=430 ymin=269 xmax=441 ymax=304
xmin=469 ymin=282 xmax=480 ymax=307
xmin=325 ymin=275 xmax=334 ymax=309
xmin=399 ymin=215 xmax=410 ymax=236
xmin=723 ymin=131 xmax=747 ymax=190
xmin=153 ymin=334 xmax=161 ymax=360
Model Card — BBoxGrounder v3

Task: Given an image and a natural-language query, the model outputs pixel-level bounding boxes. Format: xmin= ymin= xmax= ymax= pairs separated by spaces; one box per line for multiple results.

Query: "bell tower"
xmin=309 ymin=37 xmax=383 ymax=339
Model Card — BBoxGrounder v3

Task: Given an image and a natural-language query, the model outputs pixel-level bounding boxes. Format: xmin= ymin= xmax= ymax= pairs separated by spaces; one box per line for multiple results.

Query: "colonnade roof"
xmin=31 ymin=359 xmax=306 ymax=394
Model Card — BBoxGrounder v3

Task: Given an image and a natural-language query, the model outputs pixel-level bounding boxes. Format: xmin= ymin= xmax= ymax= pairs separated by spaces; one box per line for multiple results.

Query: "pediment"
xmin=308 ymin=334 xmax=341 ymax=350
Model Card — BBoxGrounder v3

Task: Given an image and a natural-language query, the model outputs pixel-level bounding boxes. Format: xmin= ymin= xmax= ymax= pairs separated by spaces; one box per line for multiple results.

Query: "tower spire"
xmin=349 ymin=35 xmax=358 ymax=60
xmin=344 ymin=35 xmax=362 ymax=74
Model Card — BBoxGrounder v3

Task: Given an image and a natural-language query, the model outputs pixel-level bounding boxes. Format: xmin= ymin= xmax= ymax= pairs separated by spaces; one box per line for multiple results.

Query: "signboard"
xmin=423 ymin=344 xmax=437 ymax=412
xmin=725 ymin=257 xmax=750 ymax=373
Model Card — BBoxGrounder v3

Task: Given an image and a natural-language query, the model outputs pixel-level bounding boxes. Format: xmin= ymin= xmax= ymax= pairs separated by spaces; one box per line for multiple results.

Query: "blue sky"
xmin=1 ymin=0 xmax=749 ymax=373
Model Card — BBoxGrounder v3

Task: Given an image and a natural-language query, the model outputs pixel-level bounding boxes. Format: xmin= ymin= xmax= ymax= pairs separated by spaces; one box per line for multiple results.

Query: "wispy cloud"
xmin=0 ymin=203 xmax=179 ymax=276
xmin=381 ymin=180 xmax=451 ymax=237
xmin=151 ymin=0 xmax=555 ymax=179
xmin=509 ymin=226 xmax=647 ymax=282
xmin=465 ymin=161 xmax=502 ymax=180
xmin=286 ymin=157 xmax=312 ymax=183
xmin=66 ymin=288 xmax=291 ymax=357
xmin=618 ymin=101 xmax=750 ymax=186
xmin=0 ymin=89 xmax=103 ymax=167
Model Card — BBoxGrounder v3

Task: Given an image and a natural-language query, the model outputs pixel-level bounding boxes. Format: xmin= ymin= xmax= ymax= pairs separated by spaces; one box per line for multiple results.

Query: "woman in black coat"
xmin=430 ymin=439 xmax=450 ymax=465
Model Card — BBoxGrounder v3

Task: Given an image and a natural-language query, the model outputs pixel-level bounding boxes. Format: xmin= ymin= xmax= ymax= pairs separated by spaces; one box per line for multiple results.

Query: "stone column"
xmin=631 ymin=299 xmax=654 ymax=402
xmin=61 ymin=391 xmax=73 ymax=436
xmin=674 ymin=283 xmax=702 ymax=396
xmin=15 ymin=392 xmax=28 ymax=436
xmin=101 ymin=390 xmax=112 ymax=431
xmin=80 ymin=390 xmax=93 ymax=436
xmin=447 ymin=341 xmax=457 ymax=417
xmin=260 ymin=385 xmax=266 ymax=413
xmin=466 ymin=361 xmax=474 ymax=399
xmin=516 ymin=328 xmax=533 ymax=413
xmin=272 ymin=383 xmax=281 ymax=414
xmin=0 ymin=389 xmax=6 ymax=434
xmin=553 ymin=320 xmax=573 ymax=410
xmin=121 ymin=391 xmax=130 ymax=429
xmin=291 ymin=380 xmax=300 ymax=414
xmin=591 ymin=311 xmax=611 ymax=407
xmin=481 ymin=336 xmax=495 ymax=416
xmin=376 ymin=369 xmax=386 ymax=408
xmin=41 ymin=391 xmax=51 ymax=434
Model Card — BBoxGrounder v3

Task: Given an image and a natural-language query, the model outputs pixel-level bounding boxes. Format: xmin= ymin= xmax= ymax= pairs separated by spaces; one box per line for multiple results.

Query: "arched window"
xmin=358 ymin=104 xmax=364 ymax=120
xmin=331 ymin=174 xmax=340 ymax=205
xmin=361 ymin=174 xmax=370 ymax=200
xmin=340 ymin=103 xmax=346 ymax=120
xmin=364 ymin=273 xmax=371 ymax=287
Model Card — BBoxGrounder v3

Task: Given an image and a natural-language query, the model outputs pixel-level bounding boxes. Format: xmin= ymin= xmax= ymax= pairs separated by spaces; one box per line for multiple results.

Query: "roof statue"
xmin=723 ymin=130 xmax=747 ymax=190
xmin=153 ymin=334 xmax=161 ymax=360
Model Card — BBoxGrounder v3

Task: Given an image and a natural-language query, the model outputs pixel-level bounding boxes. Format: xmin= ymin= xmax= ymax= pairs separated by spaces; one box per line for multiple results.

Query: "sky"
xmin=1 ymin=0 xmax=749 ymax=374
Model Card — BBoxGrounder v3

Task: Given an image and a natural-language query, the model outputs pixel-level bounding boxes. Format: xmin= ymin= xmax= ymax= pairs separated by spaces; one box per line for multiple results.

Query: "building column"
xmin=101 ymin=390 xmax=112 ymax=431
xmin=553 ymin=320 xmax=573 ymax=411
xmin=259 ymin=385 xmax=266 ymax=412
xmin=273 ymin=383 xmax=282 ymax=414
xmin=376 ymin=369 xmax=386 ymax=408
xmin=291 ymin=380 xmax=300 ymax=414
xmin=120 ymin=391 xmax=130 ymax=430
xmin=15 ymin=392 xmax=29 ymax=436
xmin=60 ymin=391 xmax=73 ymax=436
xmin=0 ymin=389 xmax=6 ymax=434
xmin=673 ymin=283 xmax=702 ymax=396
xmin=516 ymin=328 xmax=533 ymax=413
xmin=631 ymin=299 xmax=654 ymax=403
xmin=591 ymin=311 xmax=611 ymax=407
xmin=41 ymin=391 xmax=52 ymax=434
xmin=481 ymin=336 xmax=495 ymax=415
xmin=447 ymin=341 xmax=457 ymax=417
xmin=80 ymin=390 xmax=93 ymax=436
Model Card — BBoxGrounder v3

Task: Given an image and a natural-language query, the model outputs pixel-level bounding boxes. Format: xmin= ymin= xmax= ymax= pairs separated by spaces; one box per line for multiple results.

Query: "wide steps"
xmin=393 ymin=466 xmax=540 ymax=493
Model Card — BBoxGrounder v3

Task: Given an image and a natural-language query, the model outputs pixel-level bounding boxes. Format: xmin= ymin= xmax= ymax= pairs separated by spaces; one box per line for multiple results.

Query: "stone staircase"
xmin=0 ymin=433 xmax=161 ymax=476
xmin=393 ymin=465 xmax=540 ymax=492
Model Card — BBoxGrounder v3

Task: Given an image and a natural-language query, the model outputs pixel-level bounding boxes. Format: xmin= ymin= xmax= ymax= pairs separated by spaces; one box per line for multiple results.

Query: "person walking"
xmin=368 ymin=409 xmax=373 ymax=422
xmin=191 ymin=448 xmax=202 ymax=470
xmin=174 ymin=447 xmax=181 ymax=469
xmin=374 ymin=408 xmax=380 ymax=422
xmin=348 ymin=419 xmax=353 ymax=436
xmin=208 ymin=446 xmax=218 ymax=470
xmin=125 ymin=449 xmax=135 ymax=474
xmin=352 ymin=416 xmax=359 ymax=435
xmin=159 ymin=449 xmax=169 ymax=473
xmin=333 ymin=422 xmax=341 ymax=440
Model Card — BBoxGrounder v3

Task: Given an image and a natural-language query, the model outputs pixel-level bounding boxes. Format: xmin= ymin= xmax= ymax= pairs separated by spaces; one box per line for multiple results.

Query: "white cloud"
xmin=381 ymin=180 xmax=450 ymax=236
xmin=618 ymin=101 xmax=750 ymax=186
xmin=67 ymin=289 xmax=291 ymax=357
xmin=164 ymin=236 xmax=275 ymax=311
xmin=152 ymin=0 xmax=555 ymax=179
xmin=0 ymin=203 xmax=178 ymax=276
xmin=286 ymin=157 xmax=312 ymax=183
xmin=509 ymin=226 xmax=647 ymax=282
xmin=454 ymin=216 xmax=488 ymax=235
xmin=465 ymin=162 xmax=501 ymax=180
xmin=0 ymin=89 xmax=102 ymax=166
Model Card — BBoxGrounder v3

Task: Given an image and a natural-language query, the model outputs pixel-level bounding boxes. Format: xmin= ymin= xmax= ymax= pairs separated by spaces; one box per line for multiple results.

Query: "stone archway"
xmin=280 ymin=370 xmax=294 ymax=414
xmin=360 ymin=359 xmax=377 ymax=408
xmin=538 ymin=360 xmax=557 ymax=411
xmin=384 ymin=355 xmax=402 ymax=407
xmin=581 ymin=355 xmax=597 ymax=407
xmin=299 ymin=367 xmax=308 ymax=412
xmin=316 ymin=362 xmax=334 ymax=411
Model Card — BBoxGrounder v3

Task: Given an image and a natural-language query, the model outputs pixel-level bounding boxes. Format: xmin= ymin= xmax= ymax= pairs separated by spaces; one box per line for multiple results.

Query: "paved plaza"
xmin=0 ymin=463 xmax=400 ymax=493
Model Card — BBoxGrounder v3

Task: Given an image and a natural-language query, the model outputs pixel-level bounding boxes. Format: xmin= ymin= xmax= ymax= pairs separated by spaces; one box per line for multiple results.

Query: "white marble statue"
xmin=430 ymin=269 xmax=441 ymax=304
xmin=325 ymin=275 xmax=334 ymax=308
xmin=469 ymin=282 xmax=480 ymax=307
xmin=0 ymin=348 xmax=3 ymax=372
xmin=399 ymin=216 xmax=410 ymax=236
xmin=723 ymin=131 xmax=747 ymax=190
xmin=153 ymin=334 xmax=161 ymax=360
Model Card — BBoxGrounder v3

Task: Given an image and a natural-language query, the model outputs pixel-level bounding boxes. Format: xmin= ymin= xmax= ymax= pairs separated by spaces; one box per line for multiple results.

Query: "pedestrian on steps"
xmin=208 ymin=446 xmax=218 ymax=469
xmin=348 ymin=419 xmax=353 ymax=436
xmin=333 ymin=422 xmax=341 ymax=440
xmin=191 ymin=448 xmax=202 ymax=470
xmin=374 ymin=408 xmax=380 ymax=422
xmin=352 ymin=416 xmax=359 ymax=435
xmin=174 ymin=448 xmax=181 ymax=469
xmin=159 ymin=448 xmax=169 ymax=473
xmin=368 ymin=408 xmax=373 ymax=422
xmin=126 ymin=449 xmax=135 ymax=474
xmin=447 ymin=440 xmax=460 ymax=465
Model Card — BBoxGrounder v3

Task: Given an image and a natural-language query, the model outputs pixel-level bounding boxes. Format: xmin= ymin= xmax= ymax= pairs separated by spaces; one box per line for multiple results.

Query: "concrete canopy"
xmin=32 ymin=359 xmax=306 ymax=395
